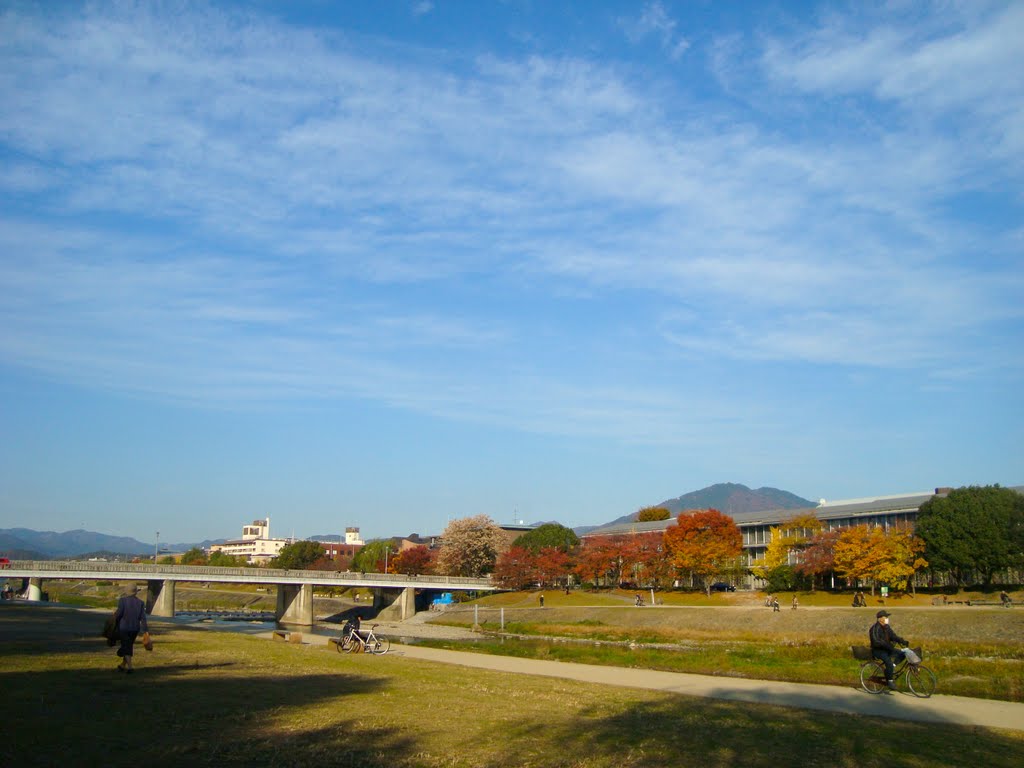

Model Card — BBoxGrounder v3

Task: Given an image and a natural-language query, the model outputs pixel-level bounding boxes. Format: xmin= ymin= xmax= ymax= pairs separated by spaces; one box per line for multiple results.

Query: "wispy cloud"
xmin=621 ymin=1 xmax=691 ymax=60
xmin=0 ymin=1 xmax=1020 ymax=449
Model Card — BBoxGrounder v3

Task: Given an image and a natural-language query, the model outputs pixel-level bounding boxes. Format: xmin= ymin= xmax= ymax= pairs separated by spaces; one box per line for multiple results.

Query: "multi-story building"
xmin=209 ymin=517 xmax=294 ymax=565
xmin=309 ymin=527 xmax=365 ymax=561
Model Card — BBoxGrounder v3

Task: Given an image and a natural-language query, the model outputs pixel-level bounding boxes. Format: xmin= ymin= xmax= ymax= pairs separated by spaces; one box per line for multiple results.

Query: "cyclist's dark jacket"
xmin=869 ymin=621 xmax=906 ymax=652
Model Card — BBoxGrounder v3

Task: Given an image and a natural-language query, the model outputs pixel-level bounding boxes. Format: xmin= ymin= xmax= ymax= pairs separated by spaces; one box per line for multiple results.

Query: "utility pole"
xmin=155 ymin=531 xmax=160 ymax=563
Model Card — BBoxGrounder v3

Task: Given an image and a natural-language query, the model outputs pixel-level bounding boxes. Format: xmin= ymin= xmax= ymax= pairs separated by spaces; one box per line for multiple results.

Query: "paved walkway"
xmin=274 ymin=626 xmax=1024 ymax=733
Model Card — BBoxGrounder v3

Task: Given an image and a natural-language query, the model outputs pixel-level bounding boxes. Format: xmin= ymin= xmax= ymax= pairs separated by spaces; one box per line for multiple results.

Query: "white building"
xmin=210 ymin=517 xmax=294 ymax=565
xmin=345 ymin=527 xmax=364 ymax=546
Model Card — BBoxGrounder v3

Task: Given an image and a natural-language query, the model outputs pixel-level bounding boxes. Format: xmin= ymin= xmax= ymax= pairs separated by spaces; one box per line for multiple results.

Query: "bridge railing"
xmin=3 ymin=560 xmax=493 ymax=587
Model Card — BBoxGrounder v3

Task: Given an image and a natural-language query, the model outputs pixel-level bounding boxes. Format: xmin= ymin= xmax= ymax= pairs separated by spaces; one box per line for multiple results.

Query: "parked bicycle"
xmin=852 ymin=645 xmax=936 ymax=697
xmin=337 ymin=623 xmax=390 ymax=655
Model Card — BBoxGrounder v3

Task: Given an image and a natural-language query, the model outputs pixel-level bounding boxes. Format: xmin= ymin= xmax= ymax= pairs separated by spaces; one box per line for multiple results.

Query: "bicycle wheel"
xmin=371 ymin=635 xmax=390 ymax=655
xmin=335 ymin=637 xmax=347 ymax=654
xmin=860 ymin=661 xmax=887 ymax=694
xmin=907 ymin=664 xmax=937 ymax=698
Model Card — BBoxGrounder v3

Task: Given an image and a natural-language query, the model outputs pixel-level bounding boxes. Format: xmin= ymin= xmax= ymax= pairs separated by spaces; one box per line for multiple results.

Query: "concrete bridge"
xmin=1 ymin=560 xmax=496 ymax=627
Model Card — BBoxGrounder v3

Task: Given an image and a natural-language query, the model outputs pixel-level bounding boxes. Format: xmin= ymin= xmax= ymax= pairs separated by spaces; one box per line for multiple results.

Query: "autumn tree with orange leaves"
xmin=391 ymin=545 xmax=434 ymax=576
xmin=662 ymin=509 xmax=742 ymax=594
xmin=572 ymin=536 xmax=626 ymax=587
xmin=492 ymin=545 xmax=539 ymax=590
xmin=832 ymin=524 xmax=927 ymax=594
xmin=794 ymin=528 xmax=842 ymax=591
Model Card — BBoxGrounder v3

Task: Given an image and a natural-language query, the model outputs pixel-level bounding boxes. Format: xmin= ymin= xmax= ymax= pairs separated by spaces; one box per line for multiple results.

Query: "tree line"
xmin=177 ymin=485 xmax=1023 ymax=593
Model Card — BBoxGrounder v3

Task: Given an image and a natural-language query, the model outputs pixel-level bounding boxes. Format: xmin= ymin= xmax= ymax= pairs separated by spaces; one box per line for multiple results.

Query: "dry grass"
xmin=2 ymin=603 xmax=1024 ymax=768
xmin=431 ymin=597 xmax=1024 ymax=701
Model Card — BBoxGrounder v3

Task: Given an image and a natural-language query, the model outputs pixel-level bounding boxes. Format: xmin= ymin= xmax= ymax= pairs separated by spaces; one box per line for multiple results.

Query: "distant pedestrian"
xmin=113 ymin=584 xmax=148 ymax=673
xmin=792 ymin=596 xmax=799 ymax=610
xmin=772 ymin=597 xmax=780 ymax=612
xmin=1001 ymin=591 xmax=1013 ymax=608
xmin=538 ymin=593 xmax=544 ymax=608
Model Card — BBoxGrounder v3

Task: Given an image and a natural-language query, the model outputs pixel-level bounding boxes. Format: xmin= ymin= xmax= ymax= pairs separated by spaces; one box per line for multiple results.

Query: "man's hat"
xmin=876 ymin=609 xmax=891 ymax=618
xmin=127 ymin=584 xmax=139 ymax=595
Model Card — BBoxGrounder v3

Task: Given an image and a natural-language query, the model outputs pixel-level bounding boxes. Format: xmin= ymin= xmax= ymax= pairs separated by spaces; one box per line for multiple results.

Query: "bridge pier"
xmin=374 ymin=586 xmax=417 ymax=621
xmin=276 ymin=583 xmax=314 ymax=627
xmin=146 ymin=579 xmax=176 ymax=617
xmin=27 ymin=577 xmax=43 ymax=601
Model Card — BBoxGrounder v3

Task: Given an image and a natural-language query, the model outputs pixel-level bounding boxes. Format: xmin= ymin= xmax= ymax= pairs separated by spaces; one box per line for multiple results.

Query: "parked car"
xmin=709 ymin=582 xmax=736 ymax=592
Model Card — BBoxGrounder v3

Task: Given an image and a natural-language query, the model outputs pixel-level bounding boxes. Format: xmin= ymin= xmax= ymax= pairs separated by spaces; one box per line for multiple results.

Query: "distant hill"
xmin=0 ymin=528 xmax=223 ymax=558
xmin=580 ymin=483 xmax=815 ymax=533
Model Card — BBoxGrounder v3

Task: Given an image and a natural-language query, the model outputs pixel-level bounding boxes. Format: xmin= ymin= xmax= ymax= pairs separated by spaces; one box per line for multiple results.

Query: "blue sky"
xmin=1 ymin=1 xmax=1021 ymax=547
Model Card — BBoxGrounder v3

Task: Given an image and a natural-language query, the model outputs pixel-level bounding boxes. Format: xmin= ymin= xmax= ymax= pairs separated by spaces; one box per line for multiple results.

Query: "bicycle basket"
xmin=851 ymin=645 xmax=874 ymax=661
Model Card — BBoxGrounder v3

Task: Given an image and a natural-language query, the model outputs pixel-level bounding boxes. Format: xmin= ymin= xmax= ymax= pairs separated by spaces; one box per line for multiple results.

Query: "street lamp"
xmin=155 ymin=531 xmax=160 ymax=563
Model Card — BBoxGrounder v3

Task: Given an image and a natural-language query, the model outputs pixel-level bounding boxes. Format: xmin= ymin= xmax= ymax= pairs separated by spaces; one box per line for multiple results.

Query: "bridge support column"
xmin=146 ymin=579 xmax=176 ymax=617
xmin=27 ymin=578 xmax=43 ymax=601
xmin=375 ymin=586 xmax=417 ymax=621
xmin=276 ymin=583 xmax=314 ymax=627
xmin=395 ymin=586 xmax=416 ymax=620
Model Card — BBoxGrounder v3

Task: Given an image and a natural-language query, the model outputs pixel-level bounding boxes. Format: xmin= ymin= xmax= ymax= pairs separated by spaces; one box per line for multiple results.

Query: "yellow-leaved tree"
xmin=875 ymin=525 xmax=928 ymax=593
xmin=750 ymin=512 xmax=823 ymax=588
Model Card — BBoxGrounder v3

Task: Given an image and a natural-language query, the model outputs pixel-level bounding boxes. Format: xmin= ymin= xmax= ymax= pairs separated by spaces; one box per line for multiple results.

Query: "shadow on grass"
xmin=0 ymin=664 xmax=410 ymax=767
xmin=476 ymin=696 xmax=1024 ymax=768
xmin=0 ymin=605 xmax=420 ymax=766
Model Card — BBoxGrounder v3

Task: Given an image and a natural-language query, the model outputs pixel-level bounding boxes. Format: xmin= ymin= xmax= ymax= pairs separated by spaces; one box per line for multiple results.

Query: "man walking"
xmin=114 ymin=584 xmax=148 ymax=673
xmin=869 ymin=609 xmax=907 ymax=692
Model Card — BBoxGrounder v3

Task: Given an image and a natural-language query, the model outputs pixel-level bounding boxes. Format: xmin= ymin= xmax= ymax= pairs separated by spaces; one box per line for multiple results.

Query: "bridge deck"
xmin=2 ymin=560 xmax=496 ymax=591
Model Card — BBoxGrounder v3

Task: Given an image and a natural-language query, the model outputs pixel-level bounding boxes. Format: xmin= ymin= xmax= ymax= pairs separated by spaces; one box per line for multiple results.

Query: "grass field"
xmin=28 ymin=581 xmax=1024 ymax=702
xmin=430 ymin=590 xmax=1024 ymax=702
xmin=2 ymin=603 xmax=1023 ymax=768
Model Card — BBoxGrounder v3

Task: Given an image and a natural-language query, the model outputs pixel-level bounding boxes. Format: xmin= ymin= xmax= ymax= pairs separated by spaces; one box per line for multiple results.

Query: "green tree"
xmin=208 ymin=550 xmax=244 ymax=567
xmin=352 ymin=540 xmax=394 ymax=573
xmin=436 ymin=515 xmax=504 ymax=577
xmin=513 ymin=523 xmax=579 ymax=554
xmin=636 ymin=506 xmax=671 ymax=522
xmin=916 ymin=485 xmax=1024 ymax=586
xmin=180 ymin=547 xmax=208 ymax=565
xmin=271 ymin=540 xmax=325 ymax=570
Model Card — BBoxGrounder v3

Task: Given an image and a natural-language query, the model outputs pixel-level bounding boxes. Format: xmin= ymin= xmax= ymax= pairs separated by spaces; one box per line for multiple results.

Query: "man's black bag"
xmin=102 ymin=614 xmax=120 ymax=646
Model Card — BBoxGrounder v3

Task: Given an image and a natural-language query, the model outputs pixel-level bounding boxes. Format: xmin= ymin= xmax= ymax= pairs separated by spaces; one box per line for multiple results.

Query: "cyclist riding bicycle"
xmin=869 ymin=609 xmax=909 ymax=692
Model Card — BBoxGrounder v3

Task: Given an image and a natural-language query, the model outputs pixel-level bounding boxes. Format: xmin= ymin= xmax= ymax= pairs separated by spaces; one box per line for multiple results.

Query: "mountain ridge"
xmin=2 ymin=483 xmax=815 ymax=557
xmin=576 ymin=482 xmax=815 ymax=533
xmin=0 ymin=528 xmax=224 ymax=558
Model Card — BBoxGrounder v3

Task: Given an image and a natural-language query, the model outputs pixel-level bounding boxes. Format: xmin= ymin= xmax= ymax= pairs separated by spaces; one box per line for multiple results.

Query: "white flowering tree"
xmin=436 ymin=514 xmax=504 ymax=577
